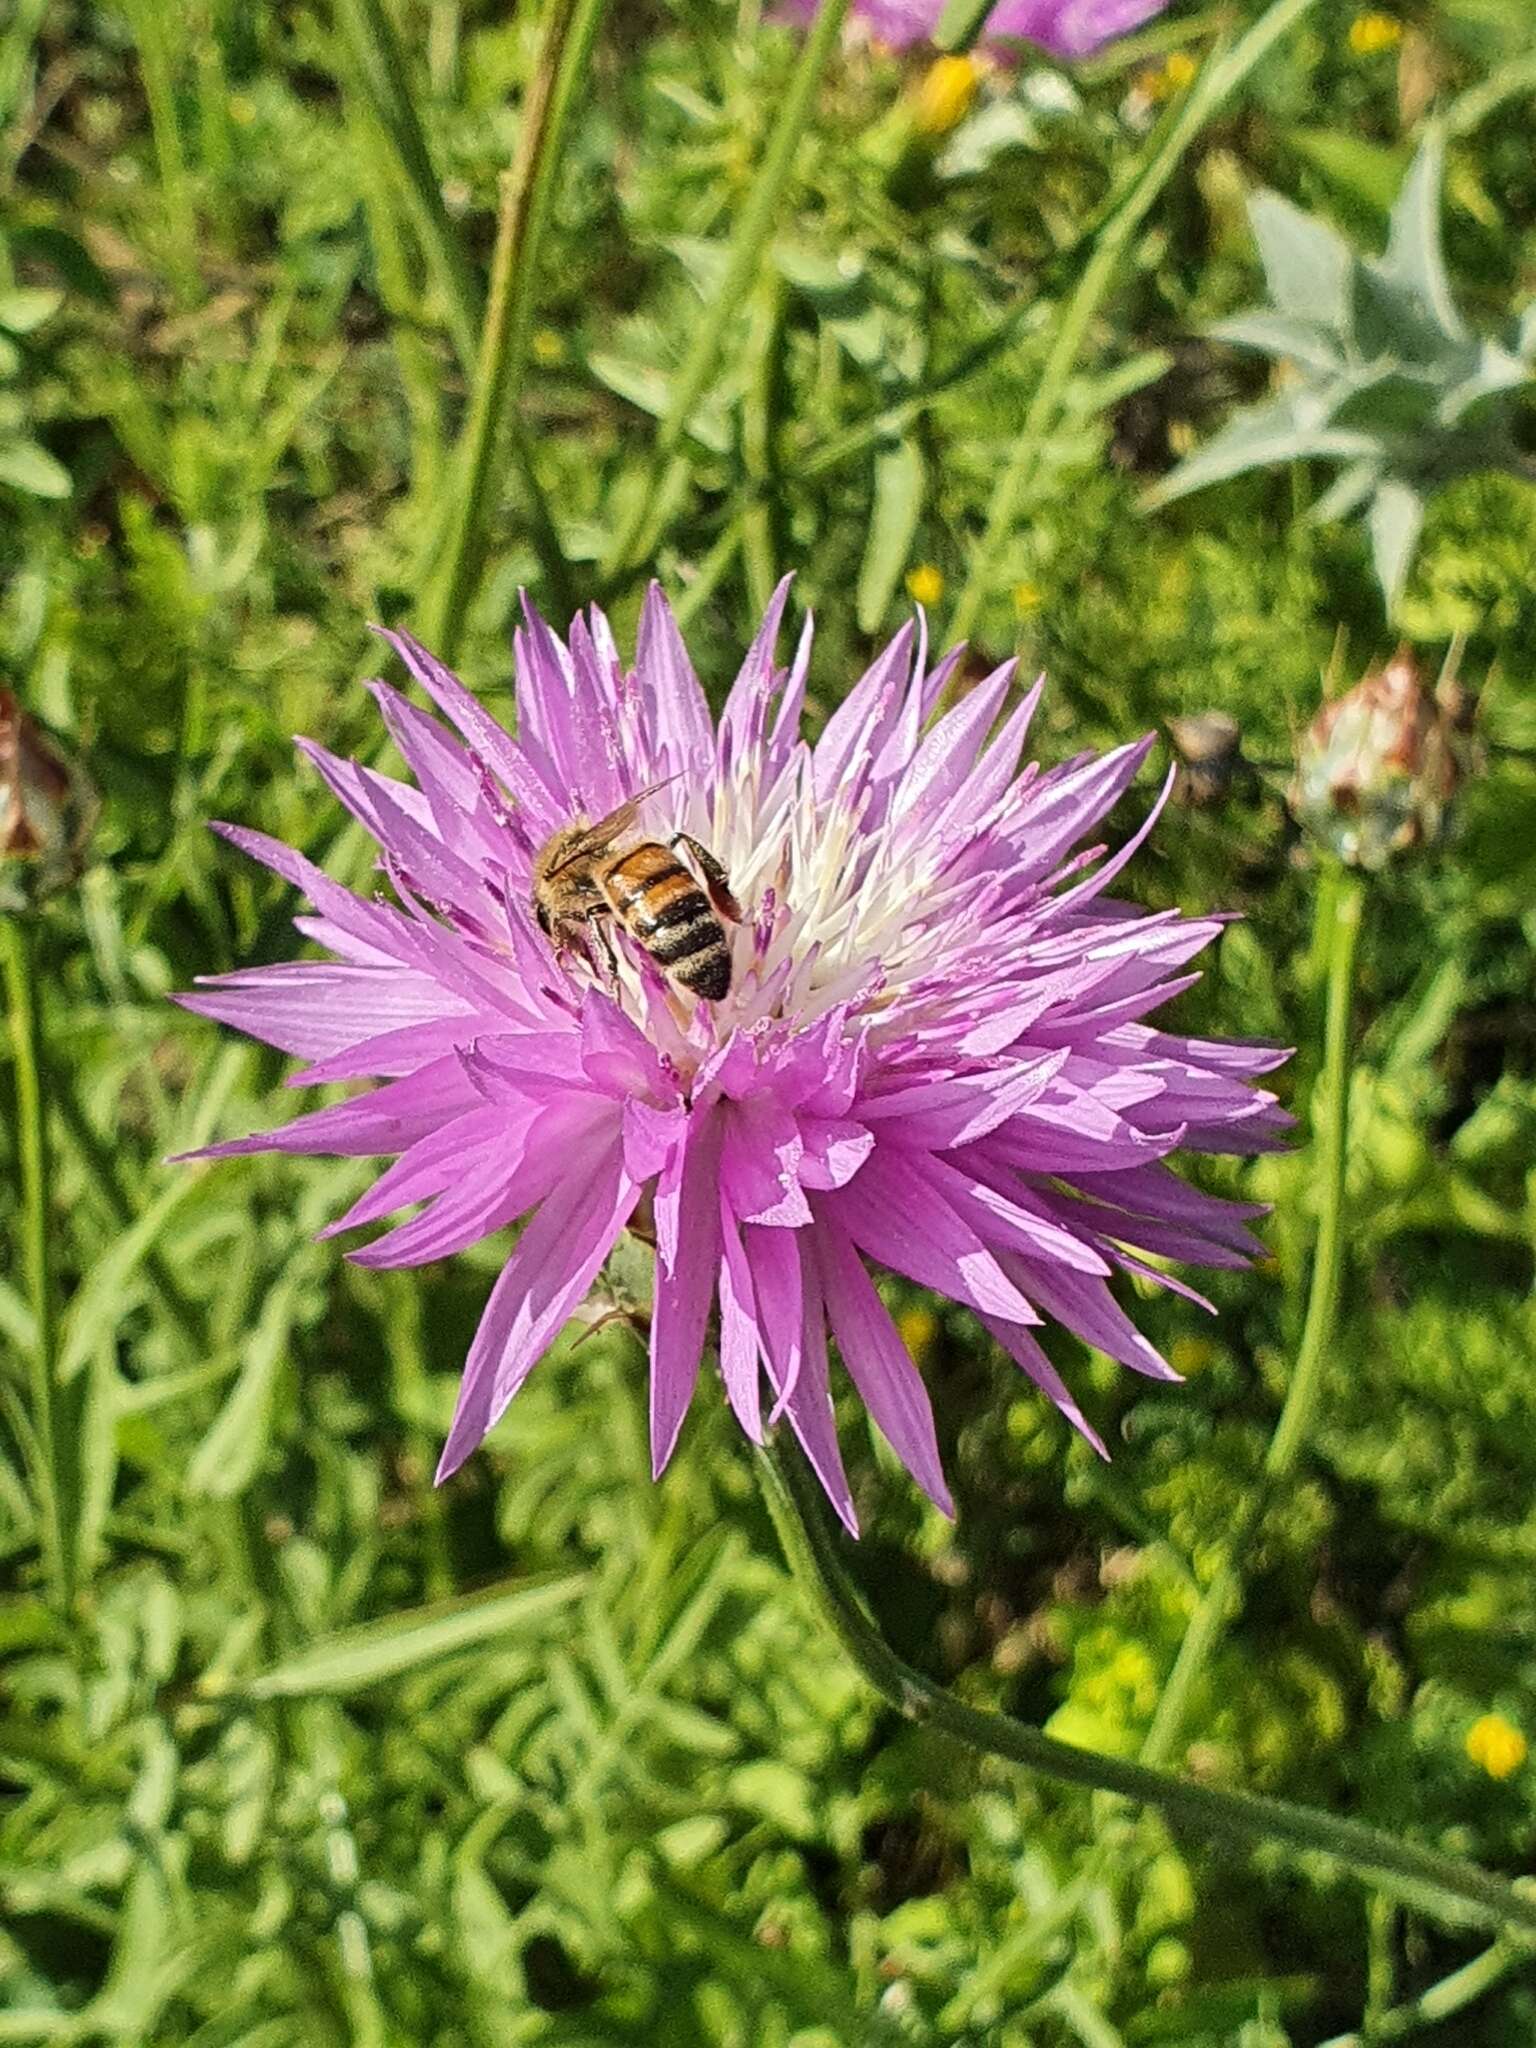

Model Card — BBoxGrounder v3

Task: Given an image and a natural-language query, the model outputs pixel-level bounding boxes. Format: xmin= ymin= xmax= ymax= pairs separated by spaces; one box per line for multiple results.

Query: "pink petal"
xmin=718 ymin=1201 xmax=765 ymax=1442
xmin=823 ymin=1152 xmax=1036 ymax=1324
xmin=814 ymin=1220 xmax=953 ymax=1517
xmin=650 ymin=1111 xmax=725 ymax=1475
xmin=759 ymin=1229 xmax=857 ymax=1535
xmin=436 ymin=1142 xmax=639 ymax=1479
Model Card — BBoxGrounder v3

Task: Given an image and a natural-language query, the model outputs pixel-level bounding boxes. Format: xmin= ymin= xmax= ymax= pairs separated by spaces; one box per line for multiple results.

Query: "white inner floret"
xmin=580 ymin=746 xmax=991 ymax=1053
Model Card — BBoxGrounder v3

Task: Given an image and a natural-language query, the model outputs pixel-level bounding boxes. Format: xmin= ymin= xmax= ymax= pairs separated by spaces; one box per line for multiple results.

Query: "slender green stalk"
xmin=1319 ymin=1941 xmax=1527 ymax=2046
xmin=1141 ymin=867 xmax=1365 ymax=1769
xmin=1268 ymin=870 xmax=1364 ymax=1477
xmin=334 ymin=0 xmax=482 ymax=369
xmin=351 ymin=110 xmax=446 ymax=508
xmin=741 ymin=274 xmax=785 ymax=616
xmin=757 ymin=1440 xmax=1536 ymax=1941
xmin=599 ymin=0 xmax=852 ymax=587
xmin=420 ymin=0 xmax=608 ymax=660
xmin=3 ymin=918 xmax=72 ymax=1608
xmin=947 ymin=0 xmax=1320 ymax=644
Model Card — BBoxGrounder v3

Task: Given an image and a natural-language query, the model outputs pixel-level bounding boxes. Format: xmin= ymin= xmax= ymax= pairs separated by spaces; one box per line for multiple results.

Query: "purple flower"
xmin=178 ymin=589 xmax=1286 ymax=1531
xmin=782 ymin=0 xmax=1170 ymax=57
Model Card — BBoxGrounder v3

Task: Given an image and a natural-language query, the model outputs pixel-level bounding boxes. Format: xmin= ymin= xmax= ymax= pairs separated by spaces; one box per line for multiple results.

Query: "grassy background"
xmin=4 ymin=1 xmax=1536 ymax=2041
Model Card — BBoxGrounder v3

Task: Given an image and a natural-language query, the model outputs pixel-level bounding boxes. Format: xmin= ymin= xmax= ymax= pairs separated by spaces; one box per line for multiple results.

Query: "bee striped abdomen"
xmin=603 ymin=843 xmax=733 ymax=1000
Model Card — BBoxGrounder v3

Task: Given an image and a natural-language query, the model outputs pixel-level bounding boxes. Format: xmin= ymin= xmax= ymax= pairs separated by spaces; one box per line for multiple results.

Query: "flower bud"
xmin=1289 ymin=649 xmax=1460 ymax=869
xmin=0 ymin=689 xmax=97 ymax=912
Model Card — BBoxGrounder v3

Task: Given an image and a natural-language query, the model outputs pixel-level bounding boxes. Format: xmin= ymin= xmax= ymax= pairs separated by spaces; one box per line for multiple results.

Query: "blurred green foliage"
xmin=3 ymin=0 xmax=1536 ymax=2042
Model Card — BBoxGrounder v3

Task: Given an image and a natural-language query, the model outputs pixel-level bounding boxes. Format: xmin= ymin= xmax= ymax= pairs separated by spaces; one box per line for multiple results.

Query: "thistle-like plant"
xmin=1146 ymin=135 xmax=1536 ymax=612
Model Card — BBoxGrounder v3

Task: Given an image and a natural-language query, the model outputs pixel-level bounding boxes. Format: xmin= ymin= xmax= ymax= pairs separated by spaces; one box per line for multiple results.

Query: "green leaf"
xmin=184 ymin=1269 xmax=307 ymax=1498
xmin=1247 ymin=189 xmax=1353 ymax=332
xmin=1369 ymin=478 xmax=1425 ymax=612
xmin=1207 ymin=312 xmax=1343 ymax=373
xmin=1145 ymin=399 xmax=1380 ymax=507
xmin=1310 ymin=458 xmax=1381 ymax=523
xmin=1379 ymin=132 xmax=1464 ymax=344
xmin=856 ymin=437 xmax=925 ymax=634
xmin=58 ymin=1178 xmax=201 ymax=1382
xmin=230 ymin=1572 xmax=585 ymax=1700
xmin=1286 ymin=128 xmax=1409 ymax=218
xmin=0 ymin=440 xmax=70 ymax=498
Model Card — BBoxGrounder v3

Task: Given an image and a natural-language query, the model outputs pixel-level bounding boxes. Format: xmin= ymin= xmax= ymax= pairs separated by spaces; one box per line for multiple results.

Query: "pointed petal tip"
xmin=433 ymin=1438 xmax=471 ymax=1485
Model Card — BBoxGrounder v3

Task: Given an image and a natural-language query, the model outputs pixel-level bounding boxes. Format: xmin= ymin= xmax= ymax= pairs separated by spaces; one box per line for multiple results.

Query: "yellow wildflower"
xmin=531 ymin=327 xmax=565 ymax=366
xmin=1012 ymin=580 xmax=1043 ymax=617
xmin=1349 ymin=12 xmax=1402 ymax=56
xmin=912 ymin=55 xmax=982 ymax=139
xmin=906 ymin=563 xmax=945 ymax=607
xmin=1141 ymin=50 xmax=1197 ymax=102
xmin=1466 ymin=1714 xmax=1526 ymax=1780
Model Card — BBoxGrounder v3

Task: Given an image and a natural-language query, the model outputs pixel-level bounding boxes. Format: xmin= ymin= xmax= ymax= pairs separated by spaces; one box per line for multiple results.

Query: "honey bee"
xmin=530 ymin=781 xmax=742 ymax=1002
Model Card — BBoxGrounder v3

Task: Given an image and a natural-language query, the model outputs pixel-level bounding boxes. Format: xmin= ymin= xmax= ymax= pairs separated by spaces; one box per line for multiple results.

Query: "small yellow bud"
xmin=1349 ymin=12 xmax=1402 ymax=56
xmin=1011 ymin=580 xmax=1043 ymax=617
xmin=899 ymin=1305 xmax=940 ymax=1362
xmin=1169 ymin=1335 xmax=1215 ymax=1378
xmin=1167 ymin=419 xmax=1197 ymax=457
xmin=911 ymin=55 xmax=982 ymax=139
xmin=905 ymin=563 xmax=945 ymax=608
xmin=530 ymin=327 xmax=565 ymax=365
xmin=1466 ymin=1714 xmax=1526 ymax=1781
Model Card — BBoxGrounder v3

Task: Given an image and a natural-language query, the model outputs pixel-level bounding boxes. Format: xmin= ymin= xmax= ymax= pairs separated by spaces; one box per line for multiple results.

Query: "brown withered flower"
xmin=0 ymin=689 xmax=97 ymax=913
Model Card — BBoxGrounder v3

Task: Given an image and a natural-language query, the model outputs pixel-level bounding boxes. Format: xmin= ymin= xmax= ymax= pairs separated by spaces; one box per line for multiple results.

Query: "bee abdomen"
xmin=605 ymin=845 xmax=733 ymax=1000
xmin=669 ymin=932 xmax=732 ymax=1001
xmin=647 ymin=903 xmax=732 ymax=997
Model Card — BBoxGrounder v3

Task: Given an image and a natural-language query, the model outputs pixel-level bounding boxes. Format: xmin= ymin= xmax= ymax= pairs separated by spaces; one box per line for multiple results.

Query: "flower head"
xmin=1290 ymin=648 xmax=1462 ymax=869
xmin=178 ymin=589 xmax=1287 ymax=1530
xmin=786 ymin=0 xmax=1169 ymax=58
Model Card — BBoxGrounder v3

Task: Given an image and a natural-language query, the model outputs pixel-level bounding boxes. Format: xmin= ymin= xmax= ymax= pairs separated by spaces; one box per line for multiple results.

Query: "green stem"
xmin=1320 ymin=1941 xmax=1528 ymax=2046
xmin=741 ymin=273 xmax=785 ymax=617
xmin=3 ymin=918 xmax=72 ymax=1609
xmin=598 ymin=0 xmax=852 ymax=588
xmin=351 ymin=108 xmax=445 ymax=508
xmin=334 ymin=0 xmax=483 ymax=369
xmin=1141 ymin=866 xmax=1365 ymax=1769
xmin=420 ymin=0 xmax=607 ymax=660
xmin=946 ymin=0 xmax=1321 ymax=645
xmin=1268 ymin=869 xmax=1363 ymax=1477
xmin=757 ymin=1440 xmax=1536 ymax=1941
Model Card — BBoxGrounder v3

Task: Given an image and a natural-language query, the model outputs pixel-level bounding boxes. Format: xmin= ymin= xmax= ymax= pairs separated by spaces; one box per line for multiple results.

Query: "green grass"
xmin=4 ymin=0 xmax=1536 ymax=2041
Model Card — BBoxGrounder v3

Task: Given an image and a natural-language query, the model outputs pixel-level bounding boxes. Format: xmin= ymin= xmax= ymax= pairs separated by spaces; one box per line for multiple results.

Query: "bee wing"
xmin=545 ymin=776 xmax=681 ymax=877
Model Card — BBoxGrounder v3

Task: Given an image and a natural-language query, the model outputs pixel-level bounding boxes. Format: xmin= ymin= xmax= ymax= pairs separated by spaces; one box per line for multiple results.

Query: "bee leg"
xmin=583 ymin=903 xmax=621 ymax=988
xmin=670 ymin=834 xmax=742 ymax=924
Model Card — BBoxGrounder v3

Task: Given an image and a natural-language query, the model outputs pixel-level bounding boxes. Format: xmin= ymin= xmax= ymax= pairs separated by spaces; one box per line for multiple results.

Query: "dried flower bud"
xmin=1289 ymin=649 xmax=1460 ymax=869
xmin=1168 ymin=711 xmax=1244 ymax=808
xmin=0 ymin=690 xmax=97 ymax=912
